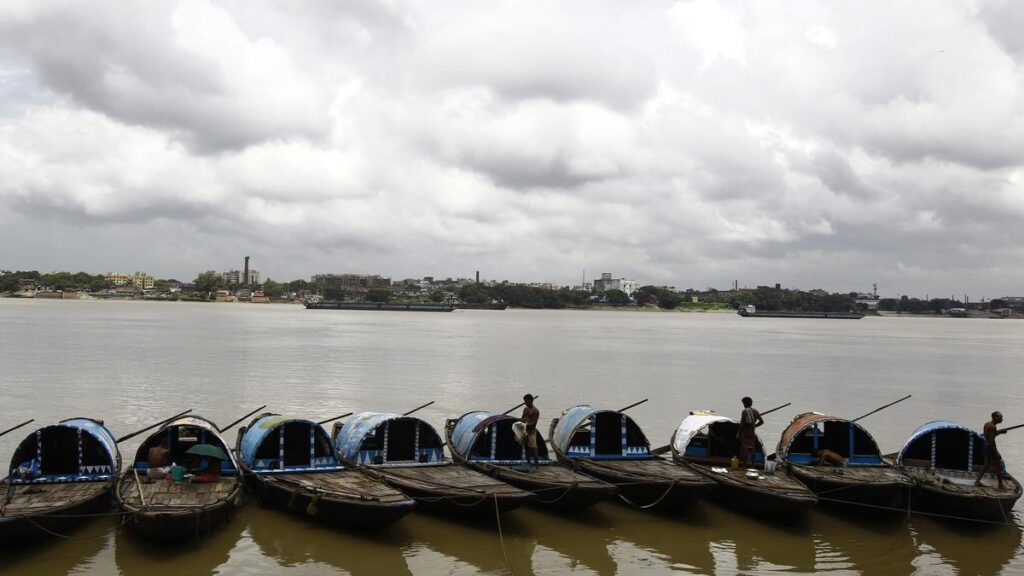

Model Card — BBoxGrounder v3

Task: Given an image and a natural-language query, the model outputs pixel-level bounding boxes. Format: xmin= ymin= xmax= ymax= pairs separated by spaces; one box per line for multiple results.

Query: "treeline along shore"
xmin=2 ymin=269 xmax=1021 ymax=317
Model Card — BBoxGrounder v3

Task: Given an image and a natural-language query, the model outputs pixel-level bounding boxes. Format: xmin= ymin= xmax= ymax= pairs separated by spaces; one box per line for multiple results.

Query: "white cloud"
xmin=1 ymin=0 xmax=1024 ymax=296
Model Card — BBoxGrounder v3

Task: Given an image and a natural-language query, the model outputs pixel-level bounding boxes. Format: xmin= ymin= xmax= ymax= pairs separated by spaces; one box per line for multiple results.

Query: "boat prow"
xmin=0 ymin=418 xmax=121 ymax=544
xmin=672 ymin=412 xmax=816 ymax=517
xmin=116 ymin=415 xmax=242 ymax=544
xmin=896 ymin=420 xmax=1022 ymax=522
xmin=778 ymin=412 xmax=912 ymax=512
xmin=237 ymin=413 xmax=414 ymax=529
xmin=446 ymin=411 xmax=616 ymax=510
xmin=335 ymin=412 xmax=534 ymax=517
xmin=549 ymin=405 xmax=715 ymax=511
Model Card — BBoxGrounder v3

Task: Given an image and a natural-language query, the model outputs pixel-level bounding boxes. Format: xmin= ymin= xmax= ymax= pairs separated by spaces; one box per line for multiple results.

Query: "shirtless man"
xmin=976 ymin=411 xmax=1007 ymax=489
xmin=521 ymin=394 xmax=540 ymax=471
xmin=147 ymin=439 xmax=172 ymax=479
xmin=737 ymin=397 xmax=764 ymax=467
xmin=813 ymin=448 xmax=846 ymax=467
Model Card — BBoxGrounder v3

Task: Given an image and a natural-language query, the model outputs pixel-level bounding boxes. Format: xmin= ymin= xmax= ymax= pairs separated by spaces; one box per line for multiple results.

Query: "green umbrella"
xmin=185 ymin=444 xmax=229 ymax=461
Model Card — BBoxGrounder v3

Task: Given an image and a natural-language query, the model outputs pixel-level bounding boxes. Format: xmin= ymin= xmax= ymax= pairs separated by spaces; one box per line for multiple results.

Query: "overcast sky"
xmin=1 ymin=1 xmax=1023 ymax=297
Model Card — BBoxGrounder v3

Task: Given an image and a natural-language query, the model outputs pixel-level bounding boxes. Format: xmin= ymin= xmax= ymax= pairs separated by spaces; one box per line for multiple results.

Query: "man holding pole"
xmin=522 ymin=394 xmax=540 ymax=471
xmin=976 ymin=411 xmax=1007 ymax=489
xmin=738 ymin=397 xmax=764 ymax=467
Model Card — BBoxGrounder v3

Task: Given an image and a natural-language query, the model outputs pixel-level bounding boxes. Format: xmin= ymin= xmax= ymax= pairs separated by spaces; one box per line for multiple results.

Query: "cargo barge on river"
xmin=305 ymin=299 xmax=454 ymax=312
xmin=738 ymin=305 xmax=863 ymax=319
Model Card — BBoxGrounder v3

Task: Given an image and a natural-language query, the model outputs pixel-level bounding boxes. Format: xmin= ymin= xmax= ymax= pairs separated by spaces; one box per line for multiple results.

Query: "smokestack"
xmin=476 ymin=270 xmax=479 ymax=285
xmin=243 ymin=256 xmax=250 ymax=286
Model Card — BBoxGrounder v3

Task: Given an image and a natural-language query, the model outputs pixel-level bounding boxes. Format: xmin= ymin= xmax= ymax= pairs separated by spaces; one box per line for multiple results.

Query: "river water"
xmin=1 ymin=299 xmax=1021 ymax=575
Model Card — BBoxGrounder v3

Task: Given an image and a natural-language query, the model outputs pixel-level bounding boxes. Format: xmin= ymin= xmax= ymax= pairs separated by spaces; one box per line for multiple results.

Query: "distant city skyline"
xmin=2 ymin=2 xmax=1023 ymax=297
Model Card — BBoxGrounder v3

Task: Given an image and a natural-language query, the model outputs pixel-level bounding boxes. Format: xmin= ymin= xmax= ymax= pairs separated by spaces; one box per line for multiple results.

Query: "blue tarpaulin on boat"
xmin=896 ymin=420 xmax=987 ymax=471
xmin=449 ymin=411 xmax=495 ymax=457
xmin=550 ymin=405 xmax=653 ymax=460
xmin=8 ymin=418 xmax=119 ymax=482
xmin=335 ymin=412 xmax=446 ymax=466
xmin=238 ymin=414 xmax=339 ymax=472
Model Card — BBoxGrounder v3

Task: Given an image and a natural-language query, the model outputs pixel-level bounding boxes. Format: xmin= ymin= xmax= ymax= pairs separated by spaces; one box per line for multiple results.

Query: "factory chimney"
xmin=243 ymin=256 xmax=250 ymax=287
xmin=475 ymin=270 xmax=480 ymax=285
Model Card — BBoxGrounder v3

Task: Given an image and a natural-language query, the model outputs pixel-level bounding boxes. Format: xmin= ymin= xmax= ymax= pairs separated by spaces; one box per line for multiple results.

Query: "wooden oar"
xmin=618 ymin=399 xmax=648 ymax=412
xmin=851 ymin=395 xmax=912 ymax=423
xmin=403 ymin=401 xmax=435 ymax=416
xmin=0 ymin=419 xmax=33 ymax=439
xmin=650 ymin=402 xmax=793 ymax=456
xmin=317 ymin=412 xmax=353 ymax=426
xmin=218 ymin=405 xmax=267 ymax=433
xmin=502 ymin=395 xmax=539 ymax=416
xmin=999 ymin=423 xmax=1024 ymax=433
xmin=116 ymin=409 xmax=192 ymax=443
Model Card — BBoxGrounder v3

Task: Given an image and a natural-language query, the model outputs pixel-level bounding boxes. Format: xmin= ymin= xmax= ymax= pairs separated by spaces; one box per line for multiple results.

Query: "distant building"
xmin=222 ymin=269 xmax=260 ymax=285
xmin=105 ymin=272 xmax=154 ymax=289
xmin=311 ymin=273 xmax=390 ymax=291
xmin=592 ymin=273 xmax=638 ymax=296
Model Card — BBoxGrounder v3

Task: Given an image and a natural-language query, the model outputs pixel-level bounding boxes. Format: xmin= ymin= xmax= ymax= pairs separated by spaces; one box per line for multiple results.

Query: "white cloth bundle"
xmin=512 ymin=421 xmax=527 ymax=444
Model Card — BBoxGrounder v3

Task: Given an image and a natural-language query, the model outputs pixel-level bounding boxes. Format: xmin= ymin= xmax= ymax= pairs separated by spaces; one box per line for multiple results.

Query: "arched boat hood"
xmin=896 ymin=420 xmax=986 ymax=470
xmin=671 ymin=412 xmax=733 ymax=454
xmin=8 ymin=418 xmax=120 ymax=483
xmin=238 ymin=413 xmax=339 ymax=472
xmin=133 ymin=415 xmax=239 ymax=473
xmin=335 ymin=412 xmax=446 ymax=466
xmin=450 ymin=411 xmax=549 ymax=463
xmin=777 ymin=412 xmax=884 ymax=465
xmin=550 ymin=405 xmax=653 ymax=460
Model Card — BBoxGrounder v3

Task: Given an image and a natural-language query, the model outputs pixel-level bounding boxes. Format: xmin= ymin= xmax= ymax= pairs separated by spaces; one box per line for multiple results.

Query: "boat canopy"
xmin=550 ymin=405 xmax=653 ymax=460
xmin=672 ymin=411 xmax=766 ymax=463
xmin=778 ymin=412 xmax=883 ymax=466
xmin=132 ymin=416 xmax=239 ymax=475
xmin=335 ymin=412 xmax=445 ymax=467
xmin=238 ymin=414 xmax=339 ymax=473
xmin=896 ymin=420 xmax=987 ymax=472
xmin=8 ymin=418 xmax=119 ymax=484
xmin=450 ymin=411 xmax=550 ymax=464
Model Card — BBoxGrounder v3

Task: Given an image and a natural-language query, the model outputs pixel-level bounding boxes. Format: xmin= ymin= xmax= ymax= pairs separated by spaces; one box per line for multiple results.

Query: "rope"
xmin=616 ymin=480 xmax=678 ymax=509
xmin=494 ymin=493 xmax=513 ymax=576
xmin=22 ymin=515 xmax=115 ymax=540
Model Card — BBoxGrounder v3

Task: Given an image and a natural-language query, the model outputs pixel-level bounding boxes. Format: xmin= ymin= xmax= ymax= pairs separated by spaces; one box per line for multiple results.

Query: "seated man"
xmin=147 ymin=439 xmax=172 ymax=479
xmin=813 ymin=448 xmax=846 ymax=467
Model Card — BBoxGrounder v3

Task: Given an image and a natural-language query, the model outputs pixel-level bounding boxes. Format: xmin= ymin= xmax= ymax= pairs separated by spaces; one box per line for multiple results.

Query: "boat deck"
xmin=1 ymin=481 xmax=109 ymax=516
xmin=578 ymin=458 xmax=709 ymax=483
xmin=791 ymin=463 xmax=911 ymax=485
xmin=265 ymin=470 xmax=410 ymax=503
xmin=118 ymin=475 xmax=238 ymax=509
xmin=485 ymin=463 xmax=608 ymax=487
xmin=375 ymin=464 xmax=525 ymax=496
xmin=690 ymin=463 xmax=812 ymax=495
xmin=904 ymin=467 xmax=1021 ymax=497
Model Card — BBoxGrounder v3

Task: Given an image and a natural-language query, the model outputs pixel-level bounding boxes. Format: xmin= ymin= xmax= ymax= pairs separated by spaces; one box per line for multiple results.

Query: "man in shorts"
xmin=521 ymin=394 xmax=540 ymax=471
xmin=976 ymin=411 xmax=1007 ymax=489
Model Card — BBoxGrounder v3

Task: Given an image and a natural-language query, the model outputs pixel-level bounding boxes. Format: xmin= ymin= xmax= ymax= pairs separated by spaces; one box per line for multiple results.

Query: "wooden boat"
xmin=548 ymin=405 xmax=715 ymax=511
xmin=0 ymin=418 xmax=121 ymax=543
xmin=670 ymin=411 xmax=816 ymax=516
xmin=445 ymin=411 xmax=617 ymax=510
xmin=895 ymin=420 xmax=1022 ymax=522
xmin=115 ymin=415 xmax=242 ymax=543
xmin=334 ymin=412 xmax=534 ymax=517
xmin=777 ymin=412 xmax=912 ymax=512
xmin=236 ymin=413 xmax=413 ymax=529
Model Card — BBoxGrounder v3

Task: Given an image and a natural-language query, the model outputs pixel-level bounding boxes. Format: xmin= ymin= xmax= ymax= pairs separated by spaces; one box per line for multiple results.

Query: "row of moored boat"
xmin=1 ymin=404 xmax=1018 ymax=546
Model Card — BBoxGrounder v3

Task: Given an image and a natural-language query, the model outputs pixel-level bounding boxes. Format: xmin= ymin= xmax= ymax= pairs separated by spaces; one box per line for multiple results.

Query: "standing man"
xmin=976 ymin=411 xmax=1007 ymax=489
xmin=737 ymin=397 xmax=764 ymax=467
xmin=521 ymin=394 xmax=540 ymax=471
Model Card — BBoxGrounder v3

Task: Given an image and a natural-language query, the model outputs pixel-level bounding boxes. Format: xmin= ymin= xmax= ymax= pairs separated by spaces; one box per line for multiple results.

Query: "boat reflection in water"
xmin=245 ymin=505 xmax=413 ymax=576
xmin=907 ymin=516 xmax=1023 ymax=576
xmin=114 ymin=503 xmax=247 ymax=576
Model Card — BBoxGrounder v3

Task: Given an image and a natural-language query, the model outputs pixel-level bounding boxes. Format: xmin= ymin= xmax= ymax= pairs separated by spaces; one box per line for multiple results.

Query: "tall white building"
xmin=592 ymin=273 xmax=638 ymax=296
